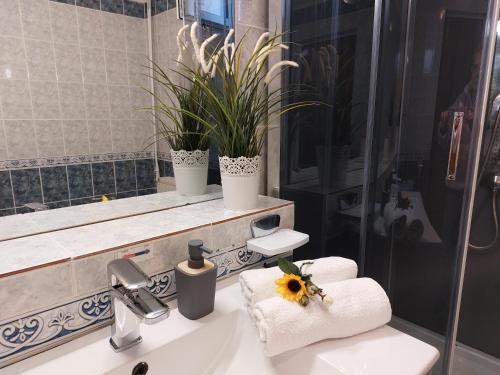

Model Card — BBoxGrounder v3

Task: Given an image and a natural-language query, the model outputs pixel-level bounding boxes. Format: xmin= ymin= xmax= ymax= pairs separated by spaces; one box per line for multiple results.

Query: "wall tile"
xmin=105 ymin=49 xmax=128 ymax=84
xmin=116 ymin=190 xmax=136 ymax=198
xmin=70 ymin=196 xmax=95 ymax=205
xmin=0 ymin=262 xmax=74 ymax=321
xmin=154 ymin=0 xmax=169 ymax=15
xmin=0 ymin=122 xmax=7 ymax=161
xmin=58 ymin=83 xmax=86 ymax=119
xmin=92 ymin=162 xmax=116 ymax=195
xmin=40 ymin=166 xmax=69 ymax=202
xmin=84 ymin=84 xmax=110 ymax=119
xmin=4 ymin=120 xmax=38 ymax=160
xmin=47 ymin=200 xmax=70 ymax=209
xmin=87 ymin=119 xmax=112 ymax=153
xmin=0 ymin=37 xmax=28 ymax=80
xmin=77 ymin=7 xmax=104 ymax=48
xmin=134 ymin=119 xmax=153 ymax=152
xmin=0 ymin=80 xmax=32 ymax=119
xmin=125 ymin=16 xmax=147 ymax=53
xmin=72 ymin=250 xmax=116 ymax=295
xmin=0 ymin=1 xmax=22 ymax=37
xmin=115 ymin=159 xmax=136 ymax=192
xmin=25 ymin=39 xmax=57 ymax=81
xmin=80 ymin=47 xmax=106 ymax=84
xmin=124 ymin=0 xmax=145 ymax=18
xmin=67 ymin=163 xmax=93 ymax=198
xmin=0 ymin=208 xmax=16 ymax=217
xmin=52 ymin=0 xmax=76 ymax=4
xmin=129 ymin=86 xmax=151 ymax=120
xmin=49 ymin=1 xmax=79 ymax=45
xmin=108 ymin=85 xmax=131 ymax=119
xmin=111 ymin=119 xmax=135 ymax=152
xmin=30 ymin=81 xmax=61 ymax=119
xmin=136 ymin=158 xmax=155 ymax=189
xmin=63 ymin=120 xmax=90 ymax=155
xmin=54 ymin=43 xmax=83 ymax=83
xmin=19 ymin=0 xmax=52 ymax=41
xmin=35 ymin=120 xmax=65 ymax=158
xmin=236 ymin=0 xmax=268 ymax=29
xmin=102 ymin=12 xmax=126 ymax=50
xmin=76 ymin=0 xmax=101 ymax=10
xmin=127 ymin=52 xmax=148 ymax=86
xmin=0 ymin=171 xmax=14 ymax=209
xmin=102 ymin=0 xmax=124 ymax=15
xmin=138 ymin=187 xmax=156 ymax=196
xmin=11 ymin=168 xmax=43 ymax=207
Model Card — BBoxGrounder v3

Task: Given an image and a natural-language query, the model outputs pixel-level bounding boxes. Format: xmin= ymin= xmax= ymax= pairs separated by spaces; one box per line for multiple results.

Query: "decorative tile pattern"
xmin=0 ymin=245 xmax=275 ymax=367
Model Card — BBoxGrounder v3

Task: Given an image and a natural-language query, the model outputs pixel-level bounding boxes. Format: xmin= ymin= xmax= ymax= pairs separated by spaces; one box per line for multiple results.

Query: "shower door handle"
xmin=446 ymin=111 xmax=464 ymax=181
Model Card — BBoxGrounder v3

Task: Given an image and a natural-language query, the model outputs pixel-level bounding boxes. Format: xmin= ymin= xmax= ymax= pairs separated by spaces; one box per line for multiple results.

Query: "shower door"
xmin=362 ymin=0 xmax=498 ymax=373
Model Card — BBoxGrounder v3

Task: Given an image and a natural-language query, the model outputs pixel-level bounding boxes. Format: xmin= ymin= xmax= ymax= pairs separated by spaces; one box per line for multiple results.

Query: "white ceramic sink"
xmin=3 ymin=277 xmax=439 ymax=375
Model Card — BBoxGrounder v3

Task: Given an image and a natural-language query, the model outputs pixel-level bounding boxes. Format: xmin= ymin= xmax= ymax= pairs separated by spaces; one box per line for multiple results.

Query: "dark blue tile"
xmin=124 ymin=0 xmax=145 ymax=17
xmin=70 ymin=197 xmax=95 ymax=206
xmin=117 ymin=190 xmax=137 ymax=199
xmin=92 ymin=162 xmax=116 ymax=196
xmin=67 ymin=164 xmax=93 ymax=199
xmin=15 ymin=206 xmax=31 ymax=214
xmin=50 ymin=0 xmax=76 ymax=5
xmin=0 ymin=171 xmax=14 ymax=209
xmin=47 ymin=200 xmax=70 ymax=209
xmin=115 ymin=160 xmax=137 ymax=192
xmin=208 ymin=168 xmax=221 ymax=185
xmin=138 ymin=187 xmax=156 ymax=196
xmin=0 ymin=208 xmax=15 ymax=217
xmin=165 ymin=160 xmax=174 ymax=177
xmin=167 ymin=0 xmax=176 ymax=10
xmin=11 ymin=169 xmax=43 ymax=207
xmin=101 ymin=0 xmax=123 ymax=14
xmin=40 ymin=166 xmax=69 ymax=203
xmin=153 ymin=0 xmax=168 ymax=15
xmin=158 ymin=159 xmax=166 ymax=177
xmin=76 ymin=0 xmax=100 ymax=10
xmin=136 ymin=159 xmax=155 ymax=189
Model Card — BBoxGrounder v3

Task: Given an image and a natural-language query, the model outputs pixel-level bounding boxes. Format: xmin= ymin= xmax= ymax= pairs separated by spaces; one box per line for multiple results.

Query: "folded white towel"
xmin=252 ymin=277 xmax=392 ymax=356
xmin=239 ymin=257 xmax=358 ymax=307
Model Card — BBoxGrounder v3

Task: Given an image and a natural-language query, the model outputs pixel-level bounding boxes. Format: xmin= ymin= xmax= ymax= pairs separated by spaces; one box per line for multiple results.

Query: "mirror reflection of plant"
xmin=175 ymin=29 xmax=322 ymax=158
xmin=147 ymin=62 xmax=210 ymax=152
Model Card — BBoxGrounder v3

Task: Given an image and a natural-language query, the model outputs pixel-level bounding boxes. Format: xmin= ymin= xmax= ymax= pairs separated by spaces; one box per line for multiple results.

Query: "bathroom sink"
xmin=8 ymin=277 xmax=439 ymax=375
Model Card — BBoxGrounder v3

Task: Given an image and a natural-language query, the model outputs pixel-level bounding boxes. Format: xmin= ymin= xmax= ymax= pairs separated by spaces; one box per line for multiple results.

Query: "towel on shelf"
xmin=252 ymin=277 xmax=392 ymax=356
xmin=239 ymin=257 xmax=358 ymax=307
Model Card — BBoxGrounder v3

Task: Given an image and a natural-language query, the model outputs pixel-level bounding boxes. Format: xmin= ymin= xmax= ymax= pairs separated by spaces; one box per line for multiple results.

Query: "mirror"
xmin=0 ymin=0 xmax=234 ymax=240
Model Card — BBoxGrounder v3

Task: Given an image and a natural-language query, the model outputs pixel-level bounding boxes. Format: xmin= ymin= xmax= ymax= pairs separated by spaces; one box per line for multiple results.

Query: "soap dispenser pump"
xmin=174 ymin=240 xmax=218 ymax=320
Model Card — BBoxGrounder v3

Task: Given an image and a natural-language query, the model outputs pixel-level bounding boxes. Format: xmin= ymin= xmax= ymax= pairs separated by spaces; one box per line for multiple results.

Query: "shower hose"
xmin=468 ymin=107 xmax=500 ymax=251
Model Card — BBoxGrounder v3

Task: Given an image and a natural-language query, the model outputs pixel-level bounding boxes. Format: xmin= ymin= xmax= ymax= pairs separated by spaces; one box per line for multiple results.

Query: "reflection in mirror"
xmin=0 ymin=0 xmax=233 ymax=238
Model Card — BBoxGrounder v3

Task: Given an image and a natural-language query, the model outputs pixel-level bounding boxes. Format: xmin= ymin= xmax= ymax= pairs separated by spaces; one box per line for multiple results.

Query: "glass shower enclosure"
xmin=281 ymin=0 xmax=500 ymax=373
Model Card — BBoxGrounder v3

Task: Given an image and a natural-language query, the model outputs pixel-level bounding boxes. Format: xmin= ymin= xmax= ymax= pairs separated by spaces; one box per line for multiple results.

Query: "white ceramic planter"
xmin=171 ymin=149 xmax=209 ymax=196
xmin=219 ymin=155 xmax=260 ymax=210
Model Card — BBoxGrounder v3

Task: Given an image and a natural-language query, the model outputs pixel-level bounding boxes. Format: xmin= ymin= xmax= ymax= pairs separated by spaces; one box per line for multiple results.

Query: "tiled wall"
xmin=0 ymin=202 xmax=294 ymax=368
xmin=0 ymin=0 xmax=159 ymax=215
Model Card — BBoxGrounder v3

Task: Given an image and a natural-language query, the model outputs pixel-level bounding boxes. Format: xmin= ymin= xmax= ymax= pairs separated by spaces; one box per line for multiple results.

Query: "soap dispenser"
xmin=174 ymin=239 xmax=218 ymax=320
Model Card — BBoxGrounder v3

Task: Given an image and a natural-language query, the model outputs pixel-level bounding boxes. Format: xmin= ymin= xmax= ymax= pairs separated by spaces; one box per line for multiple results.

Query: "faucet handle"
xmin=108 ymin=258 xmax=149 ymax=290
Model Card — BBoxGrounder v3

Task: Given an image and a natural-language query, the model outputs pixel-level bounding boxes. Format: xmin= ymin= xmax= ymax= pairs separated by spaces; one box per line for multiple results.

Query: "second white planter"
xmin=171 ymin=149 xmax=209 ymax=196
xmin=219 ymin=155 xmax=260 ymax=210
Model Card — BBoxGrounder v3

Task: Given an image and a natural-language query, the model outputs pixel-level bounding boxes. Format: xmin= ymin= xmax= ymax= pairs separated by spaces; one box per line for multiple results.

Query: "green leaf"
xmin=277 ymin=258 xmax=301 ymax=276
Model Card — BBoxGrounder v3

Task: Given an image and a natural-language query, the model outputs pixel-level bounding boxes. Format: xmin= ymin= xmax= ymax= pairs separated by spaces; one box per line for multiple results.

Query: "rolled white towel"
xmin=252 ymin=277 xmax=391 ymax=356
xmin=239 ymin=257 xmax=358 ymax=307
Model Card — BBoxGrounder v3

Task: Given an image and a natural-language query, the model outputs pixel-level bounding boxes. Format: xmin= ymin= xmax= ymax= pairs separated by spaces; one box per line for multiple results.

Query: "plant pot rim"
xmin=171 ymin=149 xmax=209 ymax=168
xmin=219 ymin=155 xmax=260 ymax=177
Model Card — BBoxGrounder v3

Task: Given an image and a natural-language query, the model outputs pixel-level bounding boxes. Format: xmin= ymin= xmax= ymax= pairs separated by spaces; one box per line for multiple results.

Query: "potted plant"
xmin=183 ymin=28 xmax=316 ymax=209
xmin=146 ymin=25 xmax=212 ymax=196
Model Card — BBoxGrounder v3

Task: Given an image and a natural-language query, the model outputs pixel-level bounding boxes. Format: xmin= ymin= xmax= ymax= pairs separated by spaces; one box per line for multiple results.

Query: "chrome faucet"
xmin=107 ymin=258 xmax=170 ymax=352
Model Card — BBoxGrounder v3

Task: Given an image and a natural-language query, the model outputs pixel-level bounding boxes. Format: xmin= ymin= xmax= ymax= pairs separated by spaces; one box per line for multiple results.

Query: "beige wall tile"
xmin=49 ymin=1 xmax=78 ymax=45
xmin=105 ymin=49 xmax=128 ymax=85
xmin=83 ymin=84 xmax=110 ymax=119
xmin=0 ymin=262 xmax=74 ymax=320
xmin=4 ymin=120 xmax=38 ymax=160
xmin=25 ymin=39 xmax=57 ymax=81
xmin=0 ymin=1 xmax=22 ymax=38
xmin=102 ymin=12 xmax=126 ymax=51
xmin=72 ymin=251 xmax=116 ymax=296
xmin=0 ymin=37 xmax=28 ymax=80
xmin=80 ymin=47 xmax=106 ymax=84
xmin=35 ymin=120 xmax=65 ymax=158
xmin=88 ymin=119 xmax=112 ymax=154
xmin=54 ymin=43 xmax=83 ymax=83
xmin=0 ymin=80 xmax=32 ymax=119
xmin=58 ymin=83 xmax=86 ymax=120
xmin=19 ymin=0 xmax=51 ymax=41
xmin=125 ymin=17 xmax=147 ymax=53
xmin=30 ymin=81 xmax=61 ymax=119
xmin=63 ymin=120 xmax=90 ymax=156
xmin=108 ymin=85 xmax=131 ymax=119
xmin=0 ymin=121 xmax=7 ymax=160
xmin=77 ymin=7 xmax=104 ymax=48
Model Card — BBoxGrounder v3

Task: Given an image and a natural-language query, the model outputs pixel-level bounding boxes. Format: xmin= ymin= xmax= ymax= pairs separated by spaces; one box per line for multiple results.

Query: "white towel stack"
xmin=240 ymin=257 xmax=358 ymax=307
xmin=239 ymin=258 xmax=392 ymax=356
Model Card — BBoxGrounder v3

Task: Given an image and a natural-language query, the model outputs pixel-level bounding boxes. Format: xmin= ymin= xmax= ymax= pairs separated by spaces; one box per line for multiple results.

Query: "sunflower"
xmin=275 ymin=273 xmax=307 ymax=302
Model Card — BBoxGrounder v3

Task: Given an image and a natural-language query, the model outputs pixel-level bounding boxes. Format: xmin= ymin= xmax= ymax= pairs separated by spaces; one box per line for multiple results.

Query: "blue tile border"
xmin=0 ymin=245 xmax=274 ymax=367
xmin=49 ymin=0 xmax=146 ymax=18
